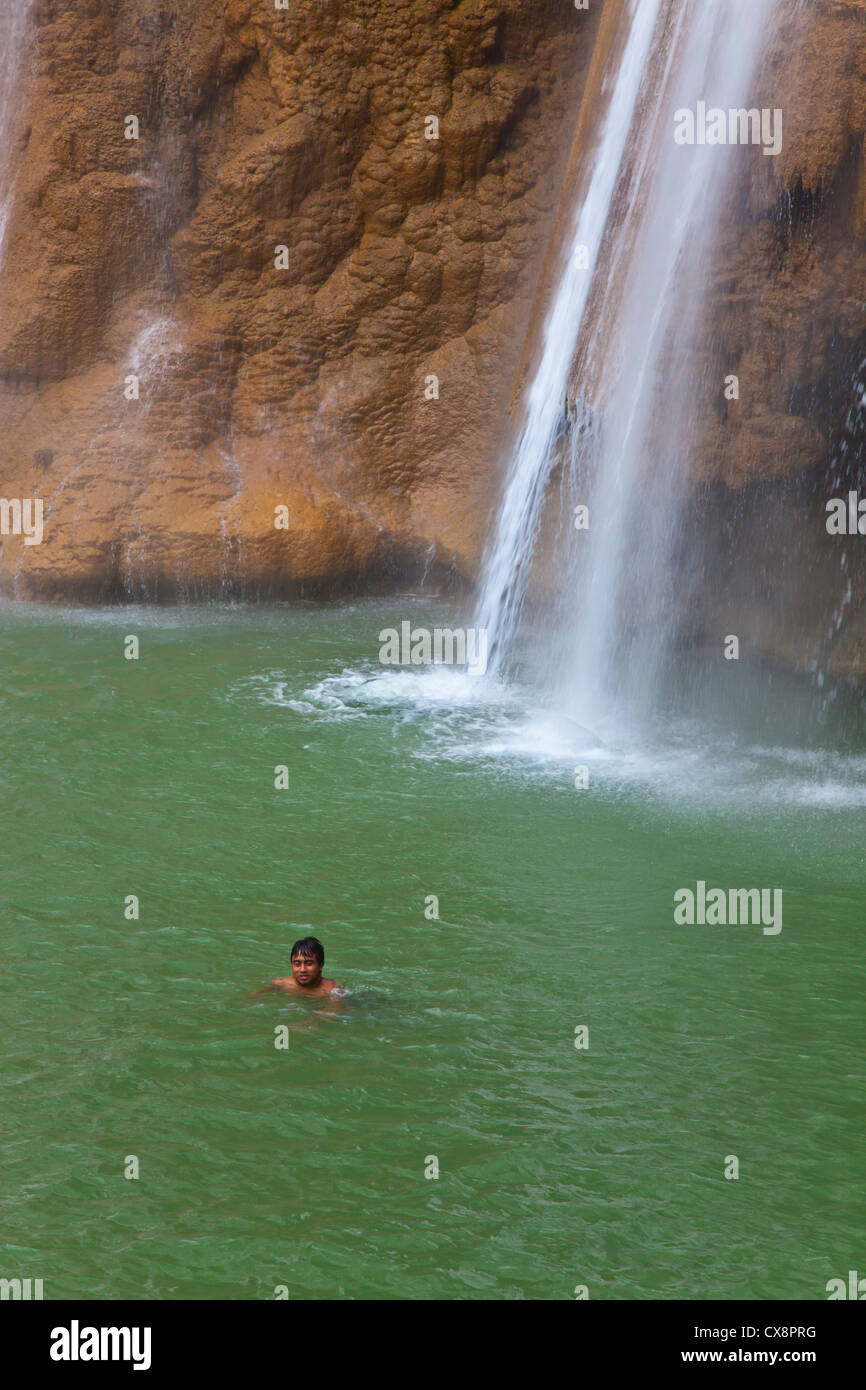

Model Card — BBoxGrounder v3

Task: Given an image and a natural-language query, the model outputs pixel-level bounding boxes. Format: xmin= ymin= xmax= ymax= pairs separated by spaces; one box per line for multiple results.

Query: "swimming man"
xmin=255 ymin=936 xmax=342 ymax=999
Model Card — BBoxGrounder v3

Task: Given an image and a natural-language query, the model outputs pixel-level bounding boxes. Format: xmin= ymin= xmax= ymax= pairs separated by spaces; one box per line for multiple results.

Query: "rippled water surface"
xmin=1 ymin=599 xmax=864 ymax=1299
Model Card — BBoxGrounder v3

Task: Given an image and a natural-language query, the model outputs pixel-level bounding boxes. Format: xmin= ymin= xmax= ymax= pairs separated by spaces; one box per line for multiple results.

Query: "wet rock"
xmin=0 ymin=0 xmax=596 ymax=600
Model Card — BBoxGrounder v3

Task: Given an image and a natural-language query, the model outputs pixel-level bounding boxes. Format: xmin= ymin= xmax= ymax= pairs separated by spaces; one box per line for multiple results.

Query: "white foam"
xmin=235 ymin=660 xmax=866 ymax=814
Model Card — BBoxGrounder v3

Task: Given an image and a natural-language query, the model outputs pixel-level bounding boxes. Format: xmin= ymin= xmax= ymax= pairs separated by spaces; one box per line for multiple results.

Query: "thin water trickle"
xmin=0 ymin=1 xmax=33 ymax=273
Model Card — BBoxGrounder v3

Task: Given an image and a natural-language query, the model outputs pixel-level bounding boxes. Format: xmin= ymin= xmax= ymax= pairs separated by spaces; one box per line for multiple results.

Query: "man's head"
xmin=290 ymin=936 xmax=325 ymax=987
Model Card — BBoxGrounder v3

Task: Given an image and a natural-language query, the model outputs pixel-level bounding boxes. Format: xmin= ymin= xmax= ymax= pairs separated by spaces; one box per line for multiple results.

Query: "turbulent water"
xmin=2 ymin=599 xmax=864 ymax=1299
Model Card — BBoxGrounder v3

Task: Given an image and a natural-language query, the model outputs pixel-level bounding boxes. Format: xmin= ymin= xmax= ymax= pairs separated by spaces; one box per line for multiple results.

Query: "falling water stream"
xmin=474 ymin=0 xmax=664 ymax=675
xmin=477 ymin=0 xmax=774 ymax=737
xmin=0 ymin=0 xmax=33 ymax=271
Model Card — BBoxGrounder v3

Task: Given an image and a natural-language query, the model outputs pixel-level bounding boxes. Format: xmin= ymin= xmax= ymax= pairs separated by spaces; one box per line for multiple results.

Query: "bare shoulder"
xmin=271 ymin=976 xmax=297 ymax=992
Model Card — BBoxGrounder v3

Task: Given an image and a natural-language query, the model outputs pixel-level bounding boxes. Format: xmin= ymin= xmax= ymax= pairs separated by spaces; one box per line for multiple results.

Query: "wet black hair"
xmin=290 ymin=936 xmax=325 ymax=966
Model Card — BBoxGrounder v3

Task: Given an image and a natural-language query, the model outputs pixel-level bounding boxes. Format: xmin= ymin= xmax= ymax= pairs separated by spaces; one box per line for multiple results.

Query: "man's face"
xmin=291 ymin=953 xmax=322 ymax=987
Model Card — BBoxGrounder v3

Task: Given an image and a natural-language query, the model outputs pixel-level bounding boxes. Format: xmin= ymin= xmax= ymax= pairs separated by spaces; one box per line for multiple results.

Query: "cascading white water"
xmin=0 ymin=0 xmax=33 ymax=272
xmin=475 ymin=0 xmax=663 ymax=672
xmin=476 ymin=0 xmax=775 ymax=733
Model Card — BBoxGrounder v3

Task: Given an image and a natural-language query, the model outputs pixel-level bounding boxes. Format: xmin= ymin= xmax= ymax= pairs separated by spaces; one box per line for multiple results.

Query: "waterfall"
xmin=476 ymin=0 xmax=775 ymax=733
xmin=0 ymin=0 xmax=33 ymax=272
xmin=475 ymin=0 xmax=663 ymax=673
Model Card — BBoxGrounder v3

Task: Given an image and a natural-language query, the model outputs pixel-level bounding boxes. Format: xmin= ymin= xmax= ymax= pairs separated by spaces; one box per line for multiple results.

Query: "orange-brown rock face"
xmin=0 ymin=0 xmax=598 ymax=600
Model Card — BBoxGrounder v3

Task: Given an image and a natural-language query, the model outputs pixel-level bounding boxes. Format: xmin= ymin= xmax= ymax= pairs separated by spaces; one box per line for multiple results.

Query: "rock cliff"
xmin=0 ymin=0 xmax=598 ymax=599
xmin=2 ymin=0 xmax=866 ymax=679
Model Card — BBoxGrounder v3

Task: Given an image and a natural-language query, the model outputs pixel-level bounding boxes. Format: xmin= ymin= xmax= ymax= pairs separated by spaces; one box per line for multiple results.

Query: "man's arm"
xmin=247 ymin=980 xmax=284 ymax=999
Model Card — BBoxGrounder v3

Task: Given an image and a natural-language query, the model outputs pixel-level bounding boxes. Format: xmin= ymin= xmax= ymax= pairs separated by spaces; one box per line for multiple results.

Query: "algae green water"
xmin=1 ymin=598 xmax=864 ymax=1300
